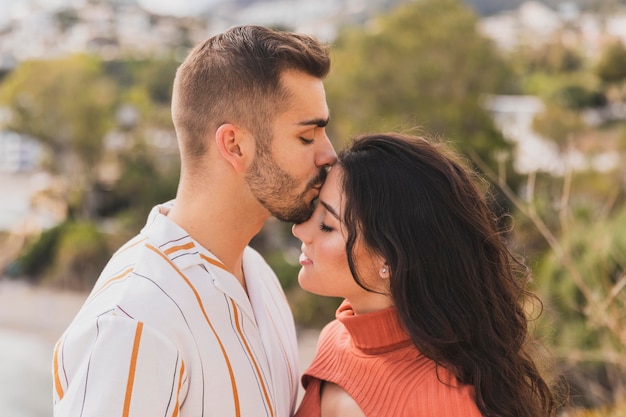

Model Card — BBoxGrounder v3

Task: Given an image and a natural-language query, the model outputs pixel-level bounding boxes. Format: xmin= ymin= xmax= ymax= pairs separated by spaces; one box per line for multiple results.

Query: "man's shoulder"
xmin=103 ymin=233 xmax=174 ymax=277
xmin=243 ymin=245 xmax=265 ymax=261
xmin=242 ymin=246 xmax=275 ymax=274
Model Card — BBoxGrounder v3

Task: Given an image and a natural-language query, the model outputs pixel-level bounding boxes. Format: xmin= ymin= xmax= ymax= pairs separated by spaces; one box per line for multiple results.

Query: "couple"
xmin=52 ymin=26 xmax=557 ymax=417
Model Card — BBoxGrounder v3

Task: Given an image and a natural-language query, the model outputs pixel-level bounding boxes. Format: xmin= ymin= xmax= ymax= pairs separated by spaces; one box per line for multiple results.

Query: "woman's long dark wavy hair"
xmin=339 ymin=133 xmax=558 ymax=417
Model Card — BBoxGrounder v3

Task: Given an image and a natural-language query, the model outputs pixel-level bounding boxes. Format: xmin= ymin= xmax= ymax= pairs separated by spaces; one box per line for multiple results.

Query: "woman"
xmin=292 ymin=133 xmax=559 ymax=417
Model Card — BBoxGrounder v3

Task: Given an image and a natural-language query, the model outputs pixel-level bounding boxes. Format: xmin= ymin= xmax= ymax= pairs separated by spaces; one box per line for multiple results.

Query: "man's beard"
xmin=245 ymin=150 xmax=327 ymax=224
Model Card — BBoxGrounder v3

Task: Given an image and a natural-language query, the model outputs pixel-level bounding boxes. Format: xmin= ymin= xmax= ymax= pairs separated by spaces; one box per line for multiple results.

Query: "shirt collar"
xmin=141 ymin=201 xmax=255 ymax=320
xmin=141 ymin=201 xmax=228 ymax=273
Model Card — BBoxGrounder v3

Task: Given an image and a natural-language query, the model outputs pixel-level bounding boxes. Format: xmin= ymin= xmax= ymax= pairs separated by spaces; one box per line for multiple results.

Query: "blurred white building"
xmin=483 ymin=95 xmax=619 ymax=175
xmin=479 ymin=0 xmax=626 ymax=58
xmin=0 ymin=131 xmax=42 ymax=174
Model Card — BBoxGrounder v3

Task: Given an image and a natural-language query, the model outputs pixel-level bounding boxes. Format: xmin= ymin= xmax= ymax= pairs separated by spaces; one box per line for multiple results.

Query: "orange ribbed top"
xmin=295 ymin=300 xmax=483 ymax=417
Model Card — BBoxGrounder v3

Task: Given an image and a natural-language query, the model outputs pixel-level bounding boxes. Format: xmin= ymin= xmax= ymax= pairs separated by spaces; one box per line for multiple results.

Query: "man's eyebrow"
xmin=320 ymin=200 xmax=340 ymax=220
xmin=298 ymin=117 xmax=329 ymax=128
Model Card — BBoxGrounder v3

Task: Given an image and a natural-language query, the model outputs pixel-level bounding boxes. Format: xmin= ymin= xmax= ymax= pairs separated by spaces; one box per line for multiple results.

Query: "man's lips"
xmin=307 ymin=184 xmax=322 ymax=197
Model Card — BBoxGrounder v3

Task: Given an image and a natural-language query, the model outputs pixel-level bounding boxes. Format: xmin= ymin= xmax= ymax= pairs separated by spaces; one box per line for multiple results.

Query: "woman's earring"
xmin=380 ymin=266 xmax=389 ymax=278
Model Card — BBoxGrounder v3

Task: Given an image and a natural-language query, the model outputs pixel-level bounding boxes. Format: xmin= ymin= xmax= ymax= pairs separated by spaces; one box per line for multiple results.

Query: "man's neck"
xmin=167 ymin=188 xmax=267 ymax=289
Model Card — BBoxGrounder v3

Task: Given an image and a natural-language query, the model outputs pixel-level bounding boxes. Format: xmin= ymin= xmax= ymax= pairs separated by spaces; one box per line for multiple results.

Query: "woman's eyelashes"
xmin=319 ymin=222 xmax=333 ymax=232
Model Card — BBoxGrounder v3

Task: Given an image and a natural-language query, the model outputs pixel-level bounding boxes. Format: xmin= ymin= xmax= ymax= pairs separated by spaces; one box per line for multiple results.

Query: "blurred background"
xmin=1 ymin=0 xmax=625 ymax=415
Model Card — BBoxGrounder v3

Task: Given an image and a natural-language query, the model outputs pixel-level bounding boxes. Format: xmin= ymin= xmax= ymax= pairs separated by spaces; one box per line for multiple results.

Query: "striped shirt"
xmin=52 ymin=202 xmax=299 ymax=417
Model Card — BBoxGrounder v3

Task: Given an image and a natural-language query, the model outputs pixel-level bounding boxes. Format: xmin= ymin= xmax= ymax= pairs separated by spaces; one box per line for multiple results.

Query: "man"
xmin=52 ymin=25 xmax=336 ymax=417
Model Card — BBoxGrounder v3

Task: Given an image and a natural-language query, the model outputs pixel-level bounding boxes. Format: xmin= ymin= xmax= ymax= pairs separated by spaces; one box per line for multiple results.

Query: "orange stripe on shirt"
xmin=199 ymin=253 xmax=229 ymax=272
xmin=88 ymin=266 xmax=135 ymax=302
xmin=230 ymin=299 xmax=274 ymax=417
xmin=172 ymin=360 xmax=185 ymax=417
xmin=113 ymin=237 xmax=148 ymax=258
xmin=123 ymin=321 xmax=144 ymax=417
xmin=145 ymin=244 xmax=241 ymax=417
xmin=164 ymin=241 xmax=196 ymax=255
xmin=53 ymin=338 xmax=65 ymax=400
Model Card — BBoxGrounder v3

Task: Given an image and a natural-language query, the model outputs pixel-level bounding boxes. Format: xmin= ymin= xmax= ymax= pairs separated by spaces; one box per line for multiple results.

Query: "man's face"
xmin=245 ymin=71 xmax=337 ymax=223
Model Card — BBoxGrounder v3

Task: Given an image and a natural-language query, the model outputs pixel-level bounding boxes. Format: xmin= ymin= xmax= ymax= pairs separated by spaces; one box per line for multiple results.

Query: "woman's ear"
xmin=215 ymin=123 xmax=250 ymax=172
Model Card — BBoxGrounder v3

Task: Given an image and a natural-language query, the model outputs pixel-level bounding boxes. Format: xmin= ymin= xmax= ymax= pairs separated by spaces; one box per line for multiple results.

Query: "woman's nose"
xmin=292 ymin=222 xmax=309 ymax=243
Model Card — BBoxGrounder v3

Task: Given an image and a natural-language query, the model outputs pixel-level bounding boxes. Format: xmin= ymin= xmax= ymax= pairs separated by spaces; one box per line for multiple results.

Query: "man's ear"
xmin=215 ymin=123 xmax=250 ymax=172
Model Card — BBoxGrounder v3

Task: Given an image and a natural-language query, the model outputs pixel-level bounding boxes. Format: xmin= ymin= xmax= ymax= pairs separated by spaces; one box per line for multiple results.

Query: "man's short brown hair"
xmin=172 ymin=25 xmax=330 ymax=159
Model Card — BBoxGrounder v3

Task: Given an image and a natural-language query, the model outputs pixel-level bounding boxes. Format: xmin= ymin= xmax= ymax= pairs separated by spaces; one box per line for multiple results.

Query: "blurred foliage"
xmin=16 ymin=220 xmax=109 ymax=291
xmin=104 ymin=58 xmax=178 ymax=127
xmin=97 ymin=138 xmax=179 ymax=237
xmin=0 ymin=54 xmax=179 ymax=222
xmin=0 ymin=55 xmax=117 ymax=169
xmin=325 ymin=0 xmax=514 ymax=166
xmin=16 ymin=222 xmax=67 ymax=280
xmin=596 ymin=41 xmax=626 ymax=86
xmin=520 ymin=70 xmax=599 ymax=101
xmin=555 ymin=85 xmax=607 ymax=110
xmin=0 ymin=55 xmax=108 ymax=219
xmin=46 ymin=221 xmax=110 ymax=291
xmin=492 ymin=162 xmax=626 ymax=409
xmin=536 ymin=205 xmax=626 ymax=353
xmin=514 ymin=41 xmax=584 ymax=75
xmin=533 ymin=103 xmax=586 ymax=151
xmin=564 ymin=399 xmax=626 ymax=417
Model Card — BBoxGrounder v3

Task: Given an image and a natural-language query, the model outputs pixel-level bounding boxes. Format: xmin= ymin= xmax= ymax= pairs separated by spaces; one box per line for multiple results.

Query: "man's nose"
xmin=315 ymin=133 xmax=337 ymax=168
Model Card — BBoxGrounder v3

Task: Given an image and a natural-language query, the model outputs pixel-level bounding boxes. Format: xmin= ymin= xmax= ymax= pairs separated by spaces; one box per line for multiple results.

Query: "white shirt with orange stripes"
xmin=52 ymin=202 xmax=299 ymax=417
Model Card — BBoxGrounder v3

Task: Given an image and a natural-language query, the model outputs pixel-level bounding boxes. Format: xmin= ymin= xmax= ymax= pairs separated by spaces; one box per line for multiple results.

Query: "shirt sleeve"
xmin=53 ymin=314 xmax=187 ymax=417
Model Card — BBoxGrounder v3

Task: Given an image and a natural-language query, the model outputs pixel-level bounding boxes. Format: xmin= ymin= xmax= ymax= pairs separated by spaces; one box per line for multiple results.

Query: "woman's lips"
xmin=299 ymin=252 xmax=312 ymax=266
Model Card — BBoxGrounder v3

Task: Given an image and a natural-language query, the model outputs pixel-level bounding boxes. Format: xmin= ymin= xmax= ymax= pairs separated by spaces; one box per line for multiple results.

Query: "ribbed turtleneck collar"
xmin=336 ymin=300 xmax=413 ymax=354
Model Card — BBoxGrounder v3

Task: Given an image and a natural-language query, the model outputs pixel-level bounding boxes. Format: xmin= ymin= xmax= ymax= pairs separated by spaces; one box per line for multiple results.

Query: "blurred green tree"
xmin=555 ymin=85 xmax=606 ymax=110
xmin=596 ymin=41 xmax=626 ymax=86
xmin=533 ymin=103 xmax=586 ymax=152
xmin=97 ymin=136 xmax=179 ymax=237
xmin=105 ymin=58 xmax=178 ymax=128
xmin=0 ymin=55 xmax=182 ymax=285
xmin=325 ymin=0 xmax=515 ymax=165
xmin=513 ymin=41 xmax=583 ymax=75
xmin=0 ymin=54 xmax=117 ymax=219
xmin=596 ymin=41 xmax=626 ymax=105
